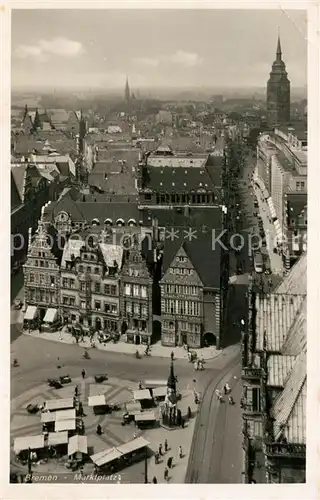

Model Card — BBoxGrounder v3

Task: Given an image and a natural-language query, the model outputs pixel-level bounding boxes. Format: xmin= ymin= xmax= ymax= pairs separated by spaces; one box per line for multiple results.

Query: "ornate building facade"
xmin=267 ymin=36 xmax=291 ymax=126
xmin=119 ymin=235 xmax=153 ymax=345
xmin=23 ymin=220 xmax=61 ymax=325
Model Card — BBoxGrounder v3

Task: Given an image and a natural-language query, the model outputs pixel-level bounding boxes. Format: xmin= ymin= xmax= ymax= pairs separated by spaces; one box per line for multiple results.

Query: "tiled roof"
xmin=255 ymin=293 xmax=305 ymax=352
xmin=11 ymin=171 xmax=22 ymax=210
xmin=143 ymin=166 xmax=214 ymax=193
xmin=48 ymin=195 xmax=140 ymax=225
xmin=61 ymin=238 xmax=123 ymax=270
xmin=147 ymin=156 xmax=206 ymax=168
xmin=161 ymin=230 xmax=221 ymax=289
xmin=271 ymin=348 xmax=306 ymax=443
xmin=142 ymin=206 xmax=222 ymax=231
xmin=61 ymin=239 xmax=84 ymax=267
xmin=11 ymin=165 xmax=27 ymax=202
xmin=275 ymin=253 xmax=307 ymax=294
xmin=267 ymin=355 xmax=295 ymax=387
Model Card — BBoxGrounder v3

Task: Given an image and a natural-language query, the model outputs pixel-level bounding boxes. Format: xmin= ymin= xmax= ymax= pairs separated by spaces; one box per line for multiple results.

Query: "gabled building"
xmin=23 ymin=220 xmax=61 ymax=325
xmin=158 ymin=220 xmax=222 ymax=348
xmin=242 ymin=253 xmax=306 ymax=483
xmin=59 ymin=230 xmax=123 ymax=334
xmin=119 ymin=235 xmax=153 ymax=345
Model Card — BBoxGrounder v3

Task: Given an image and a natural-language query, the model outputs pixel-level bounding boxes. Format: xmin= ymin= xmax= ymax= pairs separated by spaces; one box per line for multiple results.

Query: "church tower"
xmin=267 ymin=35 xmax=290 ymax=126
xmin=125 ymin=76 xmax=130 ymax=102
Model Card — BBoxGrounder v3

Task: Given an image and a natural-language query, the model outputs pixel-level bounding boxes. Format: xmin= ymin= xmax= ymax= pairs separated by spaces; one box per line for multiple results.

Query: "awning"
xmin=68 ymin=435 xmax=87 ymax=456
xmin=144 ymin=380 xmax=167 ymax=389
xmin=14 ymin=435 xmax=45 ymax=454
xmin=45 ymin=398 xmax=74 ymax=412
xmin=274 ymin=220 xmax=283 ymax=242
xmin=90 ymin=447 xmax=122 ymax=467
xmin=152 ymin=387 xmax=167 ymax=398
xmin=43 ymin=308 xmax=58 ymax=323
xmin=56 ymin=409 xmax=76 ymax=421
xmin=133 ymin=389 xmax=152 ymax=401
xmin=267 ymin=197 xmax=277 ymax=219
xmin=48 ymin=432 xmax=69 ymax=446
xmin=134 ymin=411 xmax=156 ymax=422
xmin=118 ymin=436 xmax=150 ymax=455
xmin=88 ymin=395 xmax=106 ymax=407
xmin=55 ymin=419 xmax=76 ymax=432
xmin=125 ymin=402 xmax=141 ymax=414
xmin=41 ymin=411 xmax=56 ymax=424
xmin=24 ymin=306 xmax=38 ymax=321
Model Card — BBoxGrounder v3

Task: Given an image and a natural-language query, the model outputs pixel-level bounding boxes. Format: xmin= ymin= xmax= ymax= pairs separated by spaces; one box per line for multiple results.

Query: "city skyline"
xmin=12 ymin=9 xmax=307 ymax=91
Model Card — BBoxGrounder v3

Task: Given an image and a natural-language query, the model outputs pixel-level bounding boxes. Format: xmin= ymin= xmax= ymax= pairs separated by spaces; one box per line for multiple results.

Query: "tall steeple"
xmin=266 ymin=32 xmax=290 ymax=126
xmin=276 ymin=32 xmax=282 ymax=61
xmin=125 ymin=76 xmax=130 ymax=102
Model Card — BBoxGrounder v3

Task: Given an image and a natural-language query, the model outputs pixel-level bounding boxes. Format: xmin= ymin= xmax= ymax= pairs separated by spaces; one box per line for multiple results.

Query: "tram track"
xmin=185 ymin=354 xmax=240 ymax=483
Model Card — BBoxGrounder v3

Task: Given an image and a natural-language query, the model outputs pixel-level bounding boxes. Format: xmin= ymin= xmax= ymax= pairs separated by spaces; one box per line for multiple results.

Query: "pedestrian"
xmin=81 ymin=369 xmax=85 ymax=379
xmin=170 ymin=351 xmax=174 ymax=361
xmin=158 ymin=444 xmax=163 ymax=456
xmin=187 ymin=406 xmax=192 ymax=419
xmin=181 ymin=418 xmax=185 ymax=429
xmin=74 ymin=385 xmax=78 ymax=397
xmin=164 ymin=467 xmax=169 ymax=482
xmin=152 ymin=476 xmax=157 ymax=484
xmin=167 ymin=456 xmax=173 ymax=469
xmin=178 ymin=446 xmax=183 ymax=459
xmin=164 ymin=439 xmax=168 ymax=452
xmin=154 ymin=452 xmax=159 ymax=464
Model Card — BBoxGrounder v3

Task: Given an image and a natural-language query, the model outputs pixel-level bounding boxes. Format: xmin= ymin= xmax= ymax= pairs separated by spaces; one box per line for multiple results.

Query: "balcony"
xmin=265 ymin=442 xmax=306 ymax=459
xmin=242 ymin=367 xmax=263 ymax=379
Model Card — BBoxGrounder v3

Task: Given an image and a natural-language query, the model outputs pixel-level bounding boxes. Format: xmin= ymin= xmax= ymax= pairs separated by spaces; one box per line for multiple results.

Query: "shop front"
xmin=41 ymin=308 xmax=60 ymax=332
xmin=23 ymin=305 xmax=39 ymax=330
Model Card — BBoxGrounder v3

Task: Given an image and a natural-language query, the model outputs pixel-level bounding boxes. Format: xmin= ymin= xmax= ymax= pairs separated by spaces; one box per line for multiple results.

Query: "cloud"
xmin=167 ymin=50 xmax=203 ymax=67
xmin=14 ymin=37 xmax=85 ymax=61
xmin=132 ymin=57 xmax=159 ymax=68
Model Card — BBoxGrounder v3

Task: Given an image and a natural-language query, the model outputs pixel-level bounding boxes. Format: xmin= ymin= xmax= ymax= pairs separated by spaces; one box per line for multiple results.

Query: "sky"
xmin=11 ymin=9 xmax=307 ymax=91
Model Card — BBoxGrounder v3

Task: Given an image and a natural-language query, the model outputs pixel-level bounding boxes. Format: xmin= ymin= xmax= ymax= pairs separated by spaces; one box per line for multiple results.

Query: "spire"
xmin=276 ymin=30 xmax=282 ymax=60
xmin=167 ymin=359 xmax=176 ymax=393
xmin=125 ymin=76 xmax=130 ymax=102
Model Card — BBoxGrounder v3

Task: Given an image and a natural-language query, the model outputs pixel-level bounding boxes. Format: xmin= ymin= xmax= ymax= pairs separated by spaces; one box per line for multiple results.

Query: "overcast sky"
xmin=11 ymin=9 xmax=307 ymax=91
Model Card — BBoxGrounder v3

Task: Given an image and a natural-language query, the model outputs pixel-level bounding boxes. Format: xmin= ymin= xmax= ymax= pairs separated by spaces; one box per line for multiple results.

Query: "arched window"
xmin=104 ymin=218 xmax=113 ymax=226
xmin=128 ymin=218 xmax=137 ymax=227
xmin=92 ymin=218 xmax=100 ymax=226
xmin=116 ymin=218 xmax=125 ymax=227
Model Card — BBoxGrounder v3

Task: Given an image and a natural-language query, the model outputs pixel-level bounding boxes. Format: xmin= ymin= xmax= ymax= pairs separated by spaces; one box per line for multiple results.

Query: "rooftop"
xmin=142 ymin=165 xmax=215 ymax=193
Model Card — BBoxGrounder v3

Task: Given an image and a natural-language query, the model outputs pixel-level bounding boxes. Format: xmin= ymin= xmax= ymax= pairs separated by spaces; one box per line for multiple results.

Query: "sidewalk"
xmin=144 ymin=389 xmax=196 ymax=484
xmin=22 ymin=328 xmax=222 ymax=361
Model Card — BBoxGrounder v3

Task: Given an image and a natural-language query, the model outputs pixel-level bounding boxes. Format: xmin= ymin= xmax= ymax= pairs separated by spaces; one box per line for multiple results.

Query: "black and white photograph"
xmin=5 ymin=3 xmax=314 ymax=493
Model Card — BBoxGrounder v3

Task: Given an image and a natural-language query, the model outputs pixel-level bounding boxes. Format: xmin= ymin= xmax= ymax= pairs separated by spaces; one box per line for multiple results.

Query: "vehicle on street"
xmin=59 ymin=375 xmax=72 ymax=384
xmin=94 ymin=374 xmax=108 ymax=383
xmin=46 ymin=378 xmax=63 ymax=389
xmin=26 ymin=403 xmax=39 ymax=414
xmin=253 ymin=252 xmax=264 ymax=273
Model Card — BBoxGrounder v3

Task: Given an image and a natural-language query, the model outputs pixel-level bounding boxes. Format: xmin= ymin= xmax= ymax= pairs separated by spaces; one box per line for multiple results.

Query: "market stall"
xmin=134 ymin=411 xmax=157 ymax=429
xmin=47 ymin=431 xmax=68 ymax=456
xmin=13 ymin=435 xmax=45 ymax=461
xmin=133 ymin=389 xmax=153 ymax=409
xmin=45 ymin=398 xmax=74 ymax=412
xmin=151 ymin=386 xmax=167 ymax=401
xmin=55 ymin=419 xmax=76 ymax=435
xmin=88 ymin=394 xmax=108 ymax=415
xmin=90 ymin=447 xmax=123 ymax=472
xmin=68 ymin=435 xmax=88 ymax=464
